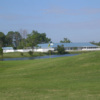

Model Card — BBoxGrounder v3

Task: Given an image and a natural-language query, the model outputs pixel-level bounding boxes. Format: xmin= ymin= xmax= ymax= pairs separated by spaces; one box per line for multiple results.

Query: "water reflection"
xmin=0 ymin=54 xmax=79 ymax=61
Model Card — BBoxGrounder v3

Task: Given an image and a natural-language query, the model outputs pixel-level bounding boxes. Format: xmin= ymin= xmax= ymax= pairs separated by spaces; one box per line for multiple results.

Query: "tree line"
xmin=0 ymin=30 xmax=51 ymax=49
xmin=90 ymin=41 xmax=100 ymax=46
xmin=0 ymin=29 xmax=72 ymax=49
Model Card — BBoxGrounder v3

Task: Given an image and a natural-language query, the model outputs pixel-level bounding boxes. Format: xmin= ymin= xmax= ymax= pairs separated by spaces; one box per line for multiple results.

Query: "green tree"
xmin=26 ymin=30 xmax=51 ymax=49
xmin=14 ymin=31 xmax=22 ymax=48
xmin=90 ymin=41 xmax=100 ymax=46
xmin=0 ymin=47 xmax=3 ymax=60
xmin=17 ymin=39 xmax=26 ymax=49
xmin=40 ymin=33 xmax=51 ymax=43
xmin=6 ymin=31 xmax=14 ymax=46
xmin=28 ymin=51 xmax=33 ymax=56
xmin=6 ymin=31 xmax=22 ymax=48
xmin=60 ymin=38 xmax=71 ymax=43
xmin=0 ymin=32 xmax=5 ymax=47
xmin=19 ymin=29 xmax=28 ymax=49
xmin=57 ymin=45 xmax=65 ymax=54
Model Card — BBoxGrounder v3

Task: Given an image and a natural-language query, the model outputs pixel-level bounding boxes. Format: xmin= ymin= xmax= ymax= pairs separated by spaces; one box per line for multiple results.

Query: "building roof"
xmin=37 ymin=43 xmax=98 ymax=48
xmin=53 ymin=43 xmax=97 ymax=48
xmin=37 ymin=43 xmax=54 ymax=48
xmin=2 ymin=47 xmax=13 ymax=50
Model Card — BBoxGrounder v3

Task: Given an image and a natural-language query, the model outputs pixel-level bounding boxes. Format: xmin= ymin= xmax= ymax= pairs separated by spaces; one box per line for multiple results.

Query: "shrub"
xmin=73 ymin=47 xmax=78 ymax=50
xmin=17 ymin=46 xmax=23 ymax=49
xmin=20 ymin=52 xmax=24 ymax=56
xmin=57 ymin=45 xmax=65 ymax=54
xmin=0 ymin=47 xmax=3 ymax=60
xmin=48 ymin=50 xmax=53 ymax=55
xmin=39 ymin=52 xmax=42 ymax=56
xmin=28 ymin=51 xmax=33 ymax=56
xmin=0 ymin=47 xmax=3 ymax=56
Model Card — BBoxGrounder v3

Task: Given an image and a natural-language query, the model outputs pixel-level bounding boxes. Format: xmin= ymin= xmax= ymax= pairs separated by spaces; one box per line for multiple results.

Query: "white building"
xmin=2 ymin=47 xmax=14 ymax=53
xmin=2 ymin=43 xmax=99 ymax=53
xmin=37 ymin=42 xmax=99 ymax=52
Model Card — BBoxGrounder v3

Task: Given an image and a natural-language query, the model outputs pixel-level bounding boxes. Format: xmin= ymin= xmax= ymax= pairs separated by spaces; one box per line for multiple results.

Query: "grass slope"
xmin=0 ymin=51 xmax=100 ymax=100
xmin=0 ymin=52 xmax=45 ymax=59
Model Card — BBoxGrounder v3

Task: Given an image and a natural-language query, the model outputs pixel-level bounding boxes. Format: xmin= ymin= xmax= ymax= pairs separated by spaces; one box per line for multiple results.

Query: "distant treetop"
xmin=60 ymin=38 xmax=71 ymax=43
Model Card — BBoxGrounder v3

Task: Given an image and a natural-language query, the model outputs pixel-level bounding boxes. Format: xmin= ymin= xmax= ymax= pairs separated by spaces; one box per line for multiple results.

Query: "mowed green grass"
xmin=0 ymin=51 xmax=100 ymax=100
xmin=0 ymin=52 xmax=45 ymax=58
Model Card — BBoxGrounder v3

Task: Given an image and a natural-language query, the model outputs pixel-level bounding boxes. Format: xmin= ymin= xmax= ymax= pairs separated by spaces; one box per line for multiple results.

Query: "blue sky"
xmin=0 ymin=0 xmax=100 ymax=42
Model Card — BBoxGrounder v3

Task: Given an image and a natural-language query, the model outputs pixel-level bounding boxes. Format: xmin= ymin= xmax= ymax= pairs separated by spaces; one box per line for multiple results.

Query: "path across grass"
xmin=0 ymin=51 xmax=100 ymax=100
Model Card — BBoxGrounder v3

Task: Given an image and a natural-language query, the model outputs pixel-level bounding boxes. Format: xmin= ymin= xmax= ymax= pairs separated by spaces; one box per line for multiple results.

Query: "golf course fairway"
xmin=0 ymin=51 xmax=100 ymax=100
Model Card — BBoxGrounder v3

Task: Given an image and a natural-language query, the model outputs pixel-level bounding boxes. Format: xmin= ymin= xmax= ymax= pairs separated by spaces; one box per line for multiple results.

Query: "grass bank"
xmin=68 ymin=50 xmax=93 ymax=54
xmin=0 ymin=50 xmax=89 ymax=59
xmin=0 ymin=51 xmax=100 ymax=100
xmin=0 ymin=52 xmax=46 ymax=59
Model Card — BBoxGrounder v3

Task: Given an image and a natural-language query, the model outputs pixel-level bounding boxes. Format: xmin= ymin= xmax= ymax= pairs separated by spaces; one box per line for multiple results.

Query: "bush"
xmin=48 ymin=50 xmax=53 ymax=55
xmin=28 ymin=51 xmax=33 ymax=56
xmin=0 ymin=47 xmax=3 ymax=56
xmin=17 ymin=46 xmax=23 ymax=49
xmin=20 ymin=52 xmax=24 ymax=56
xmin=39 ymin=52 xmax=42 ymax=56
xmin=13 ymin=47 xmax=17 ymax=50
xmin=57 ymin=45 xmax=65 ymax=54
xmin=0 ymin=47 xmax=3 ymax=60
xmin=73 ymin=47 xmax=78 ymax=50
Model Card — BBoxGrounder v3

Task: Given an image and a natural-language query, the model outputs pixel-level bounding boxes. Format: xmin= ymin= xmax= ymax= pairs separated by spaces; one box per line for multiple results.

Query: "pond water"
xmin=0 ymin=54 xmax=79 ymax=61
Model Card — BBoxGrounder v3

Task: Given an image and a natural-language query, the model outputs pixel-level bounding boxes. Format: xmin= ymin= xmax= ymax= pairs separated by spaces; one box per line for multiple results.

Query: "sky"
xmin=0 ymin=0 xmax=100 ymax=42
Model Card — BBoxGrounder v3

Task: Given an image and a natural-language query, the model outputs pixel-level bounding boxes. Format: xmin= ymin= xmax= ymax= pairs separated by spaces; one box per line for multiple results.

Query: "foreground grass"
xmin=0 ymin=51 xmax=100 ymax=100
